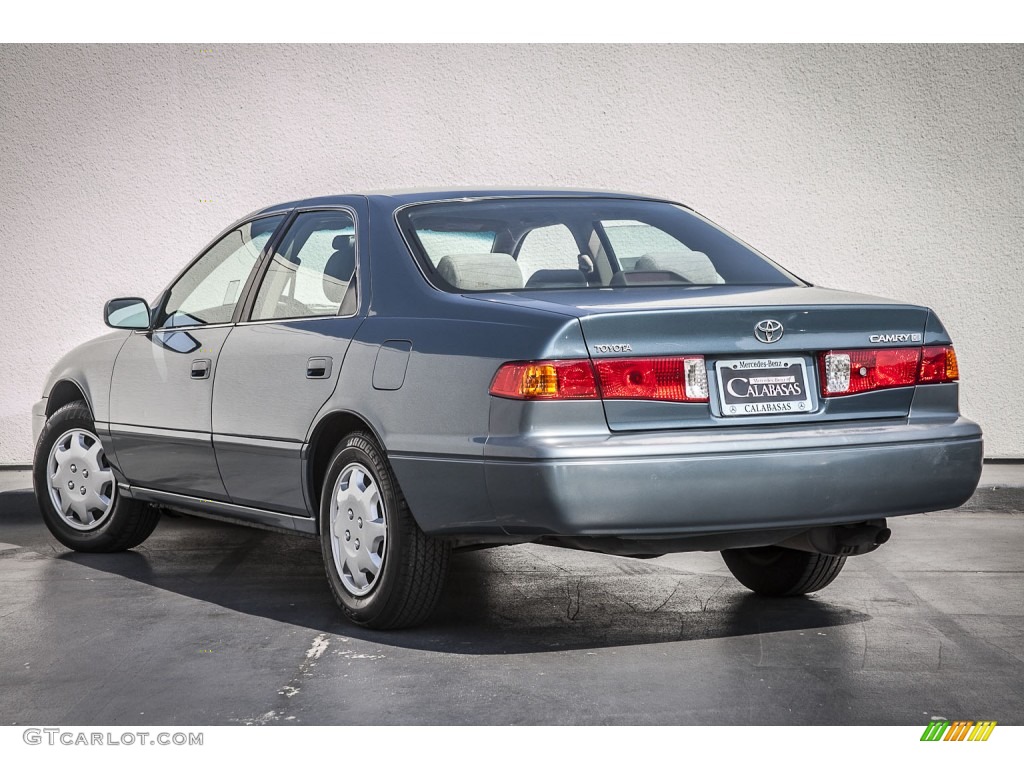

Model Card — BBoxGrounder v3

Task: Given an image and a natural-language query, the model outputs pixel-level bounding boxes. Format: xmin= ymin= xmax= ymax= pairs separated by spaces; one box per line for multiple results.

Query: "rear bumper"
xmin=482 ymin=417 xmax=983 ymax=537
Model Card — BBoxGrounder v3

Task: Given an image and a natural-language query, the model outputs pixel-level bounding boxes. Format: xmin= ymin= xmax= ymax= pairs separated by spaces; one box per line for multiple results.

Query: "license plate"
xmin=715 ymin=357 xmax=813 ymax=416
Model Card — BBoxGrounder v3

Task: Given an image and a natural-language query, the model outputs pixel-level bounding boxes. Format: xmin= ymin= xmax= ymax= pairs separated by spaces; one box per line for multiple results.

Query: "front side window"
xmin=251 ymin=210 xmax=357 ymax=321
xmin=159 ymin=215 xmax=284 ymax=328
xmin=399 ymin=198 xmax=801 ymax=292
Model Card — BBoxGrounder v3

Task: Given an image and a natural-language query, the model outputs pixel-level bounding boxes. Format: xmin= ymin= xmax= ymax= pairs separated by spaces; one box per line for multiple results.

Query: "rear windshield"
xmin=398 ymin=198 xmax=802 ymax=292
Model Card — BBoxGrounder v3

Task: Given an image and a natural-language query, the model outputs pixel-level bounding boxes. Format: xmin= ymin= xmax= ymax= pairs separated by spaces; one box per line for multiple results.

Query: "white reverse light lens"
xmin=684 ymin=357 xmax=709 ymax=400
xmin=824 ymin=353 xmax=851 ymax=394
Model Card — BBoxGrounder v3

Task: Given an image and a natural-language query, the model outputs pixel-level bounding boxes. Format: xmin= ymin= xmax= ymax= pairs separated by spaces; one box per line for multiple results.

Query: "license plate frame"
xmin=715 ymin=357 xmax=813 ymax=417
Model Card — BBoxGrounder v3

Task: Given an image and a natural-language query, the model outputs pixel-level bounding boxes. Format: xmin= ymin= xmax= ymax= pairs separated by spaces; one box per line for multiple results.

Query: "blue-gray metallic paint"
xmin=36 ymin=190 xmax=983 ymax=550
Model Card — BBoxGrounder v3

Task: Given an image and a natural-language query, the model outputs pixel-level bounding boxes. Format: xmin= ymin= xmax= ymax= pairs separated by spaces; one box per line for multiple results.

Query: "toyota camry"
xmin=32 ymin=189 xmax=984 ymax=629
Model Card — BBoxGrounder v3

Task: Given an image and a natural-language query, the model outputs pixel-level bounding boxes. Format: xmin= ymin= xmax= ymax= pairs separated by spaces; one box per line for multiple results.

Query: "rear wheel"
xmin=319 ymin=432 xmax=450 ymax=629
xmin=33 ymin=401 xmax=160 ymax=552
xmin=721 ymin=546 xmax=846 ymax=596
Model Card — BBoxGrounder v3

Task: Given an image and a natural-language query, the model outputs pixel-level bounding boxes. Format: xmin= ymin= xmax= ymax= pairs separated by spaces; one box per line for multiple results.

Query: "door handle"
xmin=191 ymin=359 xmax=211 ymax=379
xmin=307 ymin=356 xmax=333 ymax=379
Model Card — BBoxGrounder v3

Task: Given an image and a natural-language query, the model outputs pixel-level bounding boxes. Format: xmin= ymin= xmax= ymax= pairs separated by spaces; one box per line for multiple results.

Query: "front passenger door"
xmin=108 ymin=214 xmax=286 ymax=499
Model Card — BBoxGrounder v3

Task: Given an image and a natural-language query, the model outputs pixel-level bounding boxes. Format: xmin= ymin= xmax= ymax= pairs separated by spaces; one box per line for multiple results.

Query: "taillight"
xmin=594 ymin=357 xmax=709 ymax=403
xmin=919 ymin=345 xmax=959 ymax=383
xmin=489 ymin=360 xmax=599 ymax=400
xmin=819 ymin=345 xmax=959 ymax=397
xmin=489 ymin=356 xmax=709 ymax=402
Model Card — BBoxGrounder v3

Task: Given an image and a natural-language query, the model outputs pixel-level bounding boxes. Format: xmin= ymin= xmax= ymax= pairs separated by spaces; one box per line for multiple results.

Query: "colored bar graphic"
xmin=944 ymin=721 xmax=972 ymax=741
xmin=968 ymin=721 xmax=997 ymax=741
xmin=920 ymin=720 xmax=996 ymax=742
xmin=921 ymin=721 xmax=951 ymax=741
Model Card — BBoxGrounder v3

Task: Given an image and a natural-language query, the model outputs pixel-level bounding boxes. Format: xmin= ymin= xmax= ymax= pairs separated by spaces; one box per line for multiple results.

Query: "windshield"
xmin=398 ymin=198 xmax=802 ymax=292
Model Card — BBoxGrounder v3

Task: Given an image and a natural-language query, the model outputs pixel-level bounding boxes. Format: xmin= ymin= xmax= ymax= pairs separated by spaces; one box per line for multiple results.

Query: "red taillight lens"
xmin=820 ymin=348 xmax=919 ymax=396
xmin=489 ymin=356 xmax=709 ymax=402
xmin=820 ymin=345 xmax=959 ymax=397
xmin=919 ymin=346 xmax=959 ymax=383
xmin=594 ymin=357 xmax=709 ymax=402
xmin=489 ymin=360 xmax=599 ymax=400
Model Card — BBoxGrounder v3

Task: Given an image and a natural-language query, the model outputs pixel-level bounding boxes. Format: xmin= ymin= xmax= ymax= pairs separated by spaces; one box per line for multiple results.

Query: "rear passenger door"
xmin=212 ymin=203 xmax=367 ymax=515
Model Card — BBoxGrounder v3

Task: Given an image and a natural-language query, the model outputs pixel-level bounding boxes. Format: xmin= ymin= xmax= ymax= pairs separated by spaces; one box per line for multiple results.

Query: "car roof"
xmin=250 ymin=188 xmax=682 ymax=217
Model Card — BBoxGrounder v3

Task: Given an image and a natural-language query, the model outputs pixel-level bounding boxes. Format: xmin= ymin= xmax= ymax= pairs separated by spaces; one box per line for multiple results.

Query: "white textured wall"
xmin=1 ymin=44 xmax=1021 ymax=462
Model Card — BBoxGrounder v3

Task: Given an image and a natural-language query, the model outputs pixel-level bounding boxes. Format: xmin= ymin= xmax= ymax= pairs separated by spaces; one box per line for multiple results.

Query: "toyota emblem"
xmin=754 ymin=319 xmax=784 ymax=343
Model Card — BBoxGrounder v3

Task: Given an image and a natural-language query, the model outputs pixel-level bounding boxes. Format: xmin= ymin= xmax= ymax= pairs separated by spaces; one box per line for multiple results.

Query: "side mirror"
xmin=104 ymin=297 xmax=151 ymax=330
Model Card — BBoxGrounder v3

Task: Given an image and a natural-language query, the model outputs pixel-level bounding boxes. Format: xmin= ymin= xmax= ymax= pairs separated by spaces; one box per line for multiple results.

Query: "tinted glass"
xmin=251 ymin=210 xmax=357 ymax=321
xmin=515 ymin=224 xmax=580 ymax=283
xmin=416 ymin=230 xmax=495 ymax=265
xmin=399 ymin=199 xmax=800 ymax=292
xmin=160 ymin=215 xmax=284 ymax=328
xmin=602 ymin=219 xmax=691 ymax=271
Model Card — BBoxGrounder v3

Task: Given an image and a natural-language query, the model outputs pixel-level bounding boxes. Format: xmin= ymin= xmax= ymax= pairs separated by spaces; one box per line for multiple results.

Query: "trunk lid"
xmin=473 ymin=285 xmax=932 ymax=431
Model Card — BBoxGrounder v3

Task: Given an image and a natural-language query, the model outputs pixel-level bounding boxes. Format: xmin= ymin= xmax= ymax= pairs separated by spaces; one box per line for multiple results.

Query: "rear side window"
xmin=399 ymin=198 xmax=800 ymax=292
xmin=251 ymin=210 xmax=358 ymax=321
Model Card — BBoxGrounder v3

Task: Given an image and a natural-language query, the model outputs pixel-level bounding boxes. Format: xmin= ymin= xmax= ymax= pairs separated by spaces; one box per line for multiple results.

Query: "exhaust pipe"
xmin=779 ymin=519 xmax=890 ymax=557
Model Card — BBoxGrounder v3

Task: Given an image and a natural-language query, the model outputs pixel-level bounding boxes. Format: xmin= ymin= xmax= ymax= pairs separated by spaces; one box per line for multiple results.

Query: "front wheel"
xmin=721 ymin=546 xmax=847 ymax=596
xmin=319 ymin=432 xmax=450 ymax=629
xmin=33 ymin=401 xmax=160 ymax=552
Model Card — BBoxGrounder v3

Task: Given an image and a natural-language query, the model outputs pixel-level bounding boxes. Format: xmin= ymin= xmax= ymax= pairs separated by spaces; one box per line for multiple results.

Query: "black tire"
xmin=319 ymin=431 xmax=450 ymax=629
xmin=33 ymin=401 xmax=160 ymax=553
xmin=721 ymin=546 xmax=846 ymax=596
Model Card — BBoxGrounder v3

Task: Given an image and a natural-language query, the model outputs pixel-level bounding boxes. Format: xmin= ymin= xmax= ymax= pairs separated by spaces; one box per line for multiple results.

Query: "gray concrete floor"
xmin=1 ymin=467 xmax=1022 ymax=726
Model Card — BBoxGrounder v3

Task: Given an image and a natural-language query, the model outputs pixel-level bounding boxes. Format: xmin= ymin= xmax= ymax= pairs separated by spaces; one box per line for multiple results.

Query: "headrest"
xmin=436 ymin=253 xmax=523 ymax=291
xmin=324 ymin=235 xmax=356 ymax=303
xmin=634 ymin=251 xmax=724 ymax=284
xmin=525 ymin=269 xmax=588 ymax=289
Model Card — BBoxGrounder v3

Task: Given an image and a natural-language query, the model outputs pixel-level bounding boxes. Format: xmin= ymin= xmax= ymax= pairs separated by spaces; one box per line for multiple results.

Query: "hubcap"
xmin=329 ymin=462 xmax=387 ymax=597
xmin=47 ymin=428 xmax=116 ymax=531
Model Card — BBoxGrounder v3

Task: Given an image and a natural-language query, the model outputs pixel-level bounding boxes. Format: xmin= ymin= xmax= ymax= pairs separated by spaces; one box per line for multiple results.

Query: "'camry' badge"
xmin=754 ymin=319 xmax=784 ymax=344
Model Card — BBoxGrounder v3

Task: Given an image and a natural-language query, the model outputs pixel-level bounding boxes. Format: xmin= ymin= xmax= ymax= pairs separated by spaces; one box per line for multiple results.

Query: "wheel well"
xmin=307 ymin=411 xmax=380 ymax=513
xmin=46 ymin=380 xmax=90 ymax=417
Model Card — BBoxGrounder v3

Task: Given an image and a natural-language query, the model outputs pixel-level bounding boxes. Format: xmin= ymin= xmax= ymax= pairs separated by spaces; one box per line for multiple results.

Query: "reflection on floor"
xmin=1 ymin=470 xmax=1022 ymax=725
